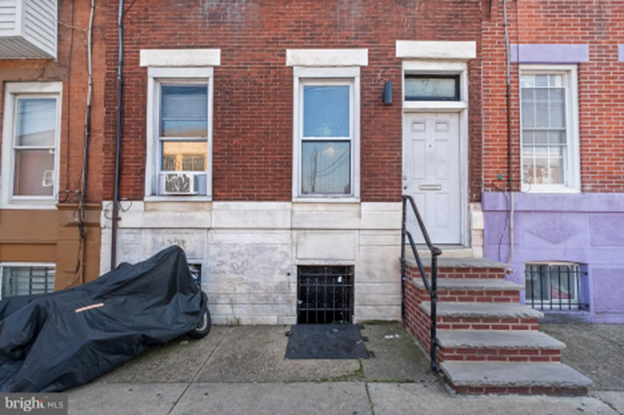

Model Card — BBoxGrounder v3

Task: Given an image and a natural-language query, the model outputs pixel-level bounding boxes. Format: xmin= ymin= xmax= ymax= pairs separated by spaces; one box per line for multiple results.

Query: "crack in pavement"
xmin=166 ymin=327 xmax=231 ymax=415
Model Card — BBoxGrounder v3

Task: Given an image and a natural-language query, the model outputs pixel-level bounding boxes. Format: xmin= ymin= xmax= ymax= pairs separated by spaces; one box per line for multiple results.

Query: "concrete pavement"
xmin=66 ymin=322 xmax=624 ymax=414
xmin=70 ymin=381 xmax=622 ymax=415
xmin=541 ymin=323 xmax=624 ymax=391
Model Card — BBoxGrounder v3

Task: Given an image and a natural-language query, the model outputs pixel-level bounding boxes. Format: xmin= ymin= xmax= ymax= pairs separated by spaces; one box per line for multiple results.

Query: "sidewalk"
xmin=67 ymin=323 xmax=624 ymax=415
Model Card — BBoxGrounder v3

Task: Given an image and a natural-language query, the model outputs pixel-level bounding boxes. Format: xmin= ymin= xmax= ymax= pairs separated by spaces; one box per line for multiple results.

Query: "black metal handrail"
xmin=401 ymin=195 xmax=442 ymax=373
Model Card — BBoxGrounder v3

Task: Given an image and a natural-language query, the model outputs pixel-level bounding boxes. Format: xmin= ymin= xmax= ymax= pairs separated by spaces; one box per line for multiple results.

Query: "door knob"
xmin=403 ymin=186 xmax=407 ymax=190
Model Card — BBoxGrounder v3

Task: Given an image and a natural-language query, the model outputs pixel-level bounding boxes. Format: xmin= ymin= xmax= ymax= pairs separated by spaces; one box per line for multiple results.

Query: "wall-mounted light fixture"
xmin=382 ymin=81 xmax=393 ymax=106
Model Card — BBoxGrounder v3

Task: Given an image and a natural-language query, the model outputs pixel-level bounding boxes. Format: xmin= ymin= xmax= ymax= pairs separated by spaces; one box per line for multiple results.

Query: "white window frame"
xmin=519 ymin=65 xmax=580 ymax=193
xmin=1 ymin=82 xmax=62 ymax=209
xmin=292 ymin=67 xmax=361 ymax=202
xmin=0 ymin=262 xmax=56 ymax=301
xmin=145 ymin=67 xmax=214 ymax=201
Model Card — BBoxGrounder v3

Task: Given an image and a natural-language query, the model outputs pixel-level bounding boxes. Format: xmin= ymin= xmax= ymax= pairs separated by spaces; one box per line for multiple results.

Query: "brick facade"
xmin=102 ymin=0 xmax=485 ymax=202
xmin=0 ymin=0 xmax=106 ymax=201
xmin=0 ymin=0 xmax=106 ymax=285
xmin=482 ymin=0 xmax=624 ymax=322
xmin=482 ymin=0 xmax=624 ymax=192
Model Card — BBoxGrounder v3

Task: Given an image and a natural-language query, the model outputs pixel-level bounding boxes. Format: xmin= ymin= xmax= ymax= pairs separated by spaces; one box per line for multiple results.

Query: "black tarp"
xmin=0 ymin=245 xmax=208 ymax=392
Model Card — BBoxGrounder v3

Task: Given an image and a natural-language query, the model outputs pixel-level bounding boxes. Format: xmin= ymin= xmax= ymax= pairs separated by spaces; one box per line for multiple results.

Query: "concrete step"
xmin=437 ymin=330 xmax=565 ymax=363
xmin=412 ymin=278 xmax=523 ymax=303
xmin=419 ymin=302 xmax=543 ymax=331
xmin=437 ymin=330 xmax=566 ymax=349
xmin=440 ymin=361 xmax=593 ymax=395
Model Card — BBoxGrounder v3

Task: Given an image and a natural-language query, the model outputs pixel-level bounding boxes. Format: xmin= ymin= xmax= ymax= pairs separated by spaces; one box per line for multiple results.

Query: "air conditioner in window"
xmin=42 ymin=170 xmax=54 ymax=187
xmin=163 ymin=172 xmax=197 ymax=195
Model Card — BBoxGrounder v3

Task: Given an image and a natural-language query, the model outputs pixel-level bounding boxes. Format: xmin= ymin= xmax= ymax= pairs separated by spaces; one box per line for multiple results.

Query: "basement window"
xmin=188 ymin=263 xmax=202 ymax=286
xmin=0 ymin=265 xmax=55 ymax=299
xmin=297 ymin=265 xmax=354 ymax=324
xmin=525 ymin=263 xmax=588 ymax=311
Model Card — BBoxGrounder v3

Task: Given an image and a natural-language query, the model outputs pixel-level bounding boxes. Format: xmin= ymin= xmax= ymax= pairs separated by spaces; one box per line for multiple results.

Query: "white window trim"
xmin=1 ymin=82 xmax=62 ymax=209
xmin=145 ymin=67 xmax=214 ymax=201
xmin=0 ymin=262 xmax=56 ymax=301
xmin=519 ymin=65 xmax=580 ymax=193
xmin=292 ymin=67 xmax=361 ymax=202
xmin=402 ymin=60 xmax=469 ymax=111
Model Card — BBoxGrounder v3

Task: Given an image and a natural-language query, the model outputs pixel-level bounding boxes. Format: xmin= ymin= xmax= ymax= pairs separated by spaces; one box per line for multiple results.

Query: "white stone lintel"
xmin=396 ymin=41 xmax=477 ymax=60
xmin=286 ymin=49 xmax=368 ymax=67
xmin=140 ymin=49 xmax=221 ymax=67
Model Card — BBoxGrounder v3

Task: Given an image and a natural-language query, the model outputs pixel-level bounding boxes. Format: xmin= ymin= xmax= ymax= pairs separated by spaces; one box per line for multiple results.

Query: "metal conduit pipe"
xmin=503 ymin=0 xmax=516 ymax=267
xmin=111 ymin=0 xmax=124 ymax=270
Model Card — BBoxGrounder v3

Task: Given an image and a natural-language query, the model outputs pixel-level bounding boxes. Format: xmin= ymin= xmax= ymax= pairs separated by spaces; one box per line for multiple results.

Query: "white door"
xmin=403 ymin=113 xmax=461 ymax=245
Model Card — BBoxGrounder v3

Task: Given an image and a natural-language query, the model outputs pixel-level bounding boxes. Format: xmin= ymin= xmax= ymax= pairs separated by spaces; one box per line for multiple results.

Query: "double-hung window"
xmin=520 ymin=67 xmax=579 ymax=192
xmin=145 ymin=68 xmax=213 ymax=199
xmin=1 ymin=82 xmax=62 ymax=207
xmin=293 ymin=68 xmax=360 ymax=200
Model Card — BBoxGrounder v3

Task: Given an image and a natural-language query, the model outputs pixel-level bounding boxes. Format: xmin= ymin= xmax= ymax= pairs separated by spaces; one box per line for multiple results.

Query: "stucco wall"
xmin=100 ymin=201 xmax=402 ymax=325
xmin=483 ymin=192 xmax=624 ymax=323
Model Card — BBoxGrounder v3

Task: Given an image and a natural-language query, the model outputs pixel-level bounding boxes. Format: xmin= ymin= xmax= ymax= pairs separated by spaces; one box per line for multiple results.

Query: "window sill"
xmin=144 ymin=195 xmax=212 ymax=202
xmin=0 ymin=199 xmax=58 ymax=210
xmin=293 ymin=197 xmax=361 ymax=204
xmin=403 ymin=101 xmax=467 ymax=111
xmin=521 ymin=186 xmax=581 ymax=194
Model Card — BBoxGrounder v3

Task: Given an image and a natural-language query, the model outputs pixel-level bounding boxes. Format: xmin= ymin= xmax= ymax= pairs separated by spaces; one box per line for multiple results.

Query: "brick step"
xmin=412 ymin=278 xmax=523 ymax=303
xmin=440 ymin=361 xmax=593 ymax=396
xmin=406 ymin=256 xmax=508 ymax=280
xmin=437 ymin=330 xmax=565 ymax=363
xmin=420 ymin=302 xmax=543 ymax=330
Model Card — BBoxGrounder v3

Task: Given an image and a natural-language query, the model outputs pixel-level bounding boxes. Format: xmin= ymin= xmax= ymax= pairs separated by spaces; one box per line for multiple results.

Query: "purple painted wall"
xmin=483 ymin=192 xmax=624 ymax=323
xmin=510 ymin=44 xmax=590 ymax=64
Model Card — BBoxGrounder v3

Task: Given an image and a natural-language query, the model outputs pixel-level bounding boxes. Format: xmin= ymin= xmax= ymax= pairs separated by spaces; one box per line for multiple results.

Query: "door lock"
xmin=403 ymin=186 xmax=407 ymax=190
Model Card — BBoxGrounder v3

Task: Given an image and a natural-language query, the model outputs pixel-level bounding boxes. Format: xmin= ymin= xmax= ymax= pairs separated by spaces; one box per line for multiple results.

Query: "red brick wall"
xmin=103 ymin=0 xmax=484 ymax=202
xmin=0 ymin=0 xmax=106 ymax=203
xmin=482 ymin=0 xmax=624 ymax=193
xmin=0 ymin=1 xmax=106 ymax=283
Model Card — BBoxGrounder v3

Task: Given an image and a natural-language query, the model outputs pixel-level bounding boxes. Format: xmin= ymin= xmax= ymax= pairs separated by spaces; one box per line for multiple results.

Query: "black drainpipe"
xmin=111 ymin=0 xmax=124 ymax=270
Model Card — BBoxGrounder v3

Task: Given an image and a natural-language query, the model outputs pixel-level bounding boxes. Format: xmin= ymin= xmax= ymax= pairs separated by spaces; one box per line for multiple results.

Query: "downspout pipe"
xmin=111 ymin=0 xmax=124 ymax=270
xmin=503 ymin=0 xmax=515 ymax=269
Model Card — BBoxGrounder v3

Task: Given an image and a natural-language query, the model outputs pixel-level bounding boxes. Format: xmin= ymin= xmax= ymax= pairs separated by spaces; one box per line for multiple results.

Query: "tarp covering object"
xmin=0 ymin=245 xmax=208 ymax=392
